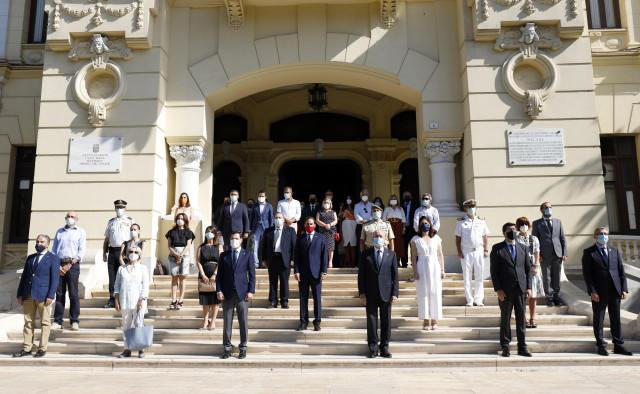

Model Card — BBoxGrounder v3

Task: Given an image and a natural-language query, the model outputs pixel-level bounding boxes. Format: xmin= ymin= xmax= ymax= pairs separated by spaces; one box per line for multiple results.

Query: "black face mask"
xmin=247 ymin=204 xmax=254 ymax=209
xmin=309 ymin=199 xmax=316 ymax=204
xmin=403 ymin=196 xmax=411 ymax=202
xmin=506 ymin=230 xmax=517 ymax=240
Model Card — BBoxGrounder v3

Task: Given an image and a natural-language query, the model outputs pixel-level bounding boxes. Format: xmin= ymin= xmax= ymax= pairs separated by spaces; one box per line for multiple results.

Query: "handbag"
xmin=198 ymin=277 xmax=216 ymax=292
xmin=123 ymin=310 xmax=153 ymax=351
xmin=331 ymin=226 xmax=340 ymax=242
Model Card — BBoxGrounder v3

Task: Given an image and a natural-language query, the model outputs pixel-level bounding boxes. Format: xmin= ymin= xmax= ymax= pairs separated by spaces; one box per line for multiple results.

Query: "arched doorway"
xmin=399 ymin=158 xmax=419 ymax=201
xmin=213 ymin=161 xmax=241 ymax=219
xmin=278 ymin=159 xmax=362 ymax=206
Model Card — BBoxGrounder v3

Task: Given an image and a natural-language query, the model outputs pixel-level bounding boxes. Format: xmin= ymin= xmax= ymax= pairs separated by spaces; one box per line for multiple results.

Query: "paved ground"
xmin=0 ymin=366 xmax=638 ymax=393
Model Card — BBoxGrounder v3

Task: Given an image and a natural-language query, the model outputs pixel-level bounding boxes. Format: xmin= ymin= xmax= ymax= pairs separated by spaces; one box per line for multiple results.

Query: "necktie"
xmin=546 ymin=219 xmax=552 ymax=233
xmin=231 ymin=203 xmax=236 ymax=215
xmin=509 ymin=243 xmax=516 ymax=261
xmin=307 ymin=234 xmax=311 ymax=245
xmin=274 ymin=228 xmax=281 ymax=248
xmin=601 ymin=247 xmax=609 ymax=265
xmin=33 ymin=254 xmax=42 ymax=272
xmin=376 ymin=250 xmax=382 ymax=269
xmin=232 ymin=250 xmax=238 ymax=271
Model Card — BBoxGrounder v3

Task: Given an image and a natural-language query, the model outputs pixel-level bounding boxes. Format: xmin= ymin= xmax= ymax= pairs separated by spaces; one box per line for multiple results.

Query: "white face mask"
xmin=274 ymin=218 xmax=284 ymax=227
xmin=520 ymin=225 xmax=529 ymax=233
xmin=258 ymin=196 xmax=266 ymax=203
xmin=373 ymin=211 xmax=382 ymax=220
xmin=346 ymin=199 xmax=352 ymax=204
xmin=116 ymin=208 xmax=124 ymax=217
xmin=230 ymin=239 xmax=241 ymax=250
xmin=361 ymin=195 xmax=368 ymax=202
xmin=66 ymin=218 xmax=75 ymax=226
xmin=128 ymin=253 xmax=139 ymax=261
xmin=230 ymin=195 xmax=238 ymax=203
xmin=389 ymin=200 xmax=397 ymax=206
xmin=176 ymin=219 xmax=185 ymax=226
xmin=323 ymin=203 xmax=330 ymax=210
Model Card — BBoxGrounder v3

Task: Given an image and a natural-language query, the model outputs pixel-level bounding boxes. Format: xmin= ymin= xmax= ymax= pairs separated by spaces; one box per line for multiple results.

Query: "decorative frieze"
xmin=492 ymin=0 xmax=522 ymax=6
xmin=494 ymin=23 xmax=563 ymax=56
xmin=380 ymin=0 xmax=398 ymax=28
xmin=224 ymin=0 xmax=244 ymax=31
xmin=52 ymin=0 xmax=145 ymax=32
xmin=69 ymin=34 xmax=132 ymax=66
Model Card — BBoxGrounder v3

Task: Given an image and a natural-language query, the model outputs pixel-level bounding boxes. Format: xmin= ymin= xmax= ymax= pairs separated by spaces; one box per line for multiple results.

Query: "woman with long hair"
xmin=165 ymin=212 xmax=195 ymax=310
xmin=196 ymin=226 xmax=223 ymax=329
xmin=411 ymin=216 xmax=444 ymax=330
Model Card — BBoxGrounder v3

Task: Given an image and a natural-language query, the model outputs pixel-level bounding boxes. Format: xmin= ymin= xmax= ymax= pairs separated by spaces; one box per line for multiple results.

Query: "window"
xmin=27 ymin=0 xmax=48 ymax=43
xmin=270 ymin=113 xmax=369 ymax=143
xmin=9 ymin=147 xmax=36 ymax=243
xmin=586 ymin=0 xmax=621 ymax=29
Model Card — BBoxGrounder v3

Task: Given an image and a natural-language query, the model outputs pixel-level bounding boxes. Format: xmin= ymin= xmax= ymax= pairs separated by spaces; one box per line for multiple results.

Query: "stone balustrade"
xmin=610 ymin=235 xmax=640 ymax=266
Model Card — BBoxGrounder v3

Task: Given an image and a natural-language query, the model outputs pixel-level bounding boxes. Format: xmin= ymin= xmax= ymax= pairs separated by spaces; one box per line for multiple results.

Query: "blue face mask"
xmin=35 ymin=244 xmax=46 ymax=253
xmin=284 ymin=193 xmax=291 ymax=200
xmin=544 ymin=207 xmax=552 ymax=216
xmin=597 ymin=234 xmax=608 ymax=245
xmin=420 ymin=223 xmax=430 ymax=233
xmin=130 ymin=230 xmax=138 ymax=239
xmin=65 ymin=218 xmax=75 ymax=226
xmin=373 ymin=211 xmax=382 ymax=219
xmin=230 ymin=195 xmax=238 ymax=203
xmin=205 ymin=232 xmax=215 ymax=240
xmin=467 ymin=207 xmax=476 ymax=216
xmin=116 ymin=208 xmax=124 ymax=217
xmin=373 ymin=237 xmax=384 ymax=247
xmin=422 ymin=199 xmax=430 ymax=207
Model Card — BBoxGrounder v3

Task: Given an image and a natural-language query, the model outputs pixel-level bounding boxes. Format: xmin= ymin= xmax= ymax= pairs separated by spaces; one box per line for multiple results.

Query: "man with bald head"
xmin=51 ymin=211 xmax=86 ymax=331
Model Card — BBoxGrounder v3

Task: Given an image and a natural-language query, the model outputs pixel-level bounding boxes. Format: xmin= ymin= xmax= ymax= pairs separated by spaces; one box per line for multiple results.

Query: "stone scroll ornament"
xmin=71 ymin=34 xmax=128 ymax=127
xmin=495 ymin=23 xmax=562 ymax=119
xmin=52 ymin=0 xmax=144 ymax=31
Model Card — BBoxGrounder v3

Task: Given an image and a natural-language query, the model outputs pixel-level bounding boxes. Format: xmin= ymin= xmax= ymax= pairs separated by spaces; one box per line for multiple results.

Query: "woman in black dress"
xmin=196 ymin=226 xmax=223 ymax=330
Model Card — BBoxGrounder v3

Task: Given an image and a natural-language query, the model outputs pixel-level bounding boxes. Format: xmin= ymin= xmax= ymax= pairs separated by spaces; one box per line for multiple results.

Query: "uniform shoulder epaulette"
xmin=127 ymin=216 xmax=133 ymax=220
xmin=457 ymin=217 xmax=465 ymax=221
xmin=477 ymin=216 xmax=486 ymax=220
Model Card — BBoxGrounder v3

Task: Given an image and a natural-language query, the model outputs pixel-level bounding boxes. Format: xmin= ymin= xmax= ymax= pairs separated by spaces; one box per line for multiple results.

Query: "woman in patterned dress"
xmin=316 ymin=198 xmax=338 ymax=268
xmin=515 ymin=216 xmax=545 ymax=328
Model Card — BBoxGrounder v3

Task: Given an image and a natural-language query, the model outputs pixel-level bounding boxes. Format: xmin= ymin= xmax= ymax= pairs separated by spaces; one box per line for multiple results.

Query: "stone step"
xmin=56 ymin=314 xmax=590 ymax=330
xmin=1 ymin=338 xmax=638 ymax=356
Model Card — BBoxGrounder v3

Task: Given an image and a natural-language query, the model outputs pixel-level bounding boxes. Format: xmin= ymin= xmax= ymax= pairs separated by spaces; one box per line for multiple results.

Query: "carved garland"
xmin=224 ymin=0 xmax=244 ymax=31
xmin=52 ymin=0 xmax=144 ymax=31
xmin=380 ymin=0 xmax=398 ymax=28
xmin=570 ymin=0 xmax=578 ymax=18
xmin=524 ymin=0 xmax=535 ymax=14
xmin=481 ymin=0 xmax=490 ymax=21
xmin=492 ymin=0 xmax=522 ymax=6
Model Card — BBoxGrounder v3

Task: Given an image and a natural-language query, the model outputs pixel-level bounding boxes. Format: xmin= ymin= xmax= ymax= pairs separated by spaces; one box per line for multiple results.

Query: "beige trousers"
xmin=22 ymin=296 xmax=52 ymax=352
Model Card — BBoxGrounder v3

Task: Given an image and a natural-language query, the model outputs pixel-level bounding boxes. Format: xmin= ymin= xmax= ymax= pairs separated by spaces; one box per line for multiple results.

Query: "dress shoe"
xmin=554 ymin=300 xmax=562 ymax=306
xmin=502 ymin=347 xmax=510 ymax=357
xmin=104 ymin=303 xmax=115 ymax=309
xmin=546 ymin=300 xmax=555 ymax=307
xmin=238 ymin=350 xmax=247 ymax=359
xmin=281 ymin=302 xmax=289 ymax=309
xmin=517 ymin=348 xmax=532 ymax=357
xmin=314 ymin=323 xmax=321 ymax=331
xmin=12 ymin=350 xmax=31 ymax=358
xmin=221 ymin=351 xmax=231 ymax=359
xmin=33 ymin=350 xmax=46 ymax=358
xmin=614 ymin=345 xmax=633 ymax=356
xmin=51 ymin=322 xmax=62 ymax=330
xmin=367 ymin=350 xmax=378 ymax=358
xmin=407 ymin=277 xmax=415 ymax=283
xmin=118 ymin=350 xmax=131 ymax=358
xmin=138 ymin=351 xmax=146 ymax=358
xmin=296 ymin=323 xmax=308 ymax=331
xmin=267 ymin=303 xmax=277 ymax=309
xmin=597 ymin=347 xmax=609 ymax=356
xmin=379 ymin=350 xmax=392 ymax=358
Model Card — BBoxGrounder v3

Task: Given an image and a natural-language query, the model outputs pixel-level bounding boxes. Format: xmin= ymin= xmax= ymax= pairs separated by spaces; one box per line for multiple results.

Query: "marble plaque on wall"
xmin=68 ymin=137 xmax=122 ymax=173
xmin=507 ymin=129 xmax=565 ymax=166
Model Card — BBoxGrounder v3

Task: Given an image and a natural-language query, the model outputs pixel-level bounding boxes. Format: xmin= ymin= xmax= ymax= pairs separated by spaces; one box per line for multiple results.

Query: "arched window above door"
xmin=270 ymin=113 xmax=369 ymax=143
xmin=214 ymin=114 xmax=248 ymax=144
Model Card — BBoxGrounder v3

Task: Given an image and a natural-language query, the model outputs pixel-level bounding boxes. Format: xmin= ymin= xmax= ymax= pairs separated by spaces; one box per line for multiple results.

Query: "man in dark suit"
xmin=301 ymin=194 xmax=320 ymax=226
xmin=217 ymin=189 xmax=250 ymax=251
xmin=251 ymin=190 xmax=274 ymax=265
xmin=582 ymin=227 xmax=632 ymax=356
xmin=261 ymin=212 xmax=296 ymax=309
xmin=358 ymin=229 xmax=399 ymax=358
xmin=532 ymin=202 xmax=567 ymax=306
xmin=13 ymin=234 xmax=60 ymax=358
xmin=216 ymin=232 xmax=256 ymax=359
xmin=490 ymin=222 xmax=532 ymax=358
xmin=401 ymin=191 xmax=418 ymax=269
xmin=294 ymin=216 xmax=328 ymax=331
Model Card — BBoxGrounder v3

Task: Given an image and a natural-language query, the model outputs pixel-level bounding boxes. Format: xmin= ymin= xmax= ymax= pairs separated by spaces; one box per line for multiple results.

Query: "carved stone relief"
xmin=380 ymin=0 xmax=398 ymax=28
xmin=169 ymin=145 xmax=208 ymax=168
xmin=424 ymin=141 xmax=461 ymax=164
xmin=589 ymin=30 xmax=628 ymax=52
xmin=480 ymin=0 xmax=490 ymax=21
xmin=492 ymin=0 xmax=522 ymax=6
xmin=52 ymin=0 xmax=144 ymax=32
xmin=71 ymin=34 xmax=129 ymax=127
xmin=496 ymin=23 xmax=561 ymax=119
xmin=224 ymin=0 xmax=244 ymax=31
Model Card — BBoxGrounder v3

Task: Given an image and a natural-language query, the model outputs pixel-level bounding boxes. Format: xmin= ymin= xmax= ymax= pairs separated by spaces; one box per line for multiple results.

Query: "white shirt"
xmin=277 ymin=198 xmax=301 ymax=229
xmin=383 ymin=206 xmax=406 ymax=222
xmin=274 ymin=226 xmax=283 ymax=252
xmin=259 ymin=203 xmax=265 ymax=214
xmin=454 ymin=215 xmax=489 ymax=249
xmin=306 ymin=231 xmax=315 ymax=242
xmin=114 ymin=263 xmax=149 ymax=312
xmin=354 ymin=201 xmax=373 ymax=223
xmin=413 ymin=206 xmax=440 ymax=232
xmin=104 ymin=215 xmax=134 ymax=247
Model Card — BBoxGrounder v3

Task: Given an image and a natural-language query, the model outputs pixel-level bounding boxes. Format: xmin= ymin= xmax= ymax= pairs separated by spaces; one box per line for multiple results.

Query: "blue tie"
xmin=33 ymin=254 xmax=41 ymax=272
xmin=376 ymin=250 xmax=382 ymax=269
xmin=601 ymin=247 xmax=609 ymax=266
xmin=232 ymin=250 xmax=238 ymax=271
xmin=509 ymin=243 xmax=516 ymax=261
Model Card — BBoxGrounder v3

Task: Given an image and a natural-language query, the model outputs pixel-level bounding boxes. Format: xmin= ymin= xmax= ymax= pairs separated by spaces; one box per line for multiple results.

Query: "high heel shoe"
xmin=177 ymin=301 xmax=183 ymax=310
xmin=170 ymin=300 xmax=177 ymax=310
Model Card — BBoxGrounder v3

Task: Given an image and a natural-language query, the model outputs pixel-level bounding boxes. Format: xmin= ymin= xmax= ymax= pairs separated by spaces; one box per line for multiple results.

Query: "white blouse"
xmin=114 ymin=263 xmax=149 ymax=312
xmin=383 ymin=206 xmax=406 ymax=222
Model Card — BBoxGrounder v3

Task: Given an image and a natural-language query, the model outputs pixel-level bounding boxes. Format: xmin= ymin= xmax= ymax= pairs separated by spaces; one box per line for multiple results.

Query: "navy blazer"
xmin=251 ymin=203 xmax=274 ymax=232
xmin=217 ymin=202 xmax=250 ymax=239
xmin=301 ymin=205 xmax=320 ymax=222
xmin=216 ymin=248 xmax=256 ymax=300
xmin=532 ymin=217 xmax=567 ymax=259
xmin=261 ymin=226 xmax=296 ymax=269
xmin=582 ymin=244 xmax=628 ymax=298
xmin=293 ymin=232 xmax=328 ymax=279
xmin=358 ymin=247 xmax=399 ymax=303
xmin=490 ymin=241 xmax=532 ymax=295
xmin=17 ymin=251 xmax=60 ymax=302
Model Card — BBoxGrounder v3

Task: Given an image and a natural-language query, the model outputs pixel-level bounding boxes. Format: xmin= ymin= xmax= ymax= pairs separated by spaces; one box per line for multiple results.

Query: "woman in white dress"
xmin=515 ymin=216 xmax=544 ymax=329
xmin=411 ymin=216 xmax=445 ymax=330
xmin=114 ymin=246 xmax=150 ymax=358
xmin=339 ymin=195 xmax=357 ymax=268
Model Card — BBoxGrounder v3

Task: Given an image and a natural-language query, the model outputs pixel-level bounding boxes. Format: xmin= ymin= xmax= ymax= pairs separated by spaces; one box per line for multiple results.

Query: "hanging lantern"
xmin=308 ymin=83 xmax=328 ymax=112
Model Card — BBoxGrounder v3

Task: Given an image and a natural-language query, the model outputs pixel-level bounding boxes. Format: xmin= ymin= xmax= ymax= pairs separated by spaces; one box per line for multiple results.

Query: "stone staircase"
xmin=1 ymin=268 xmax=639 ymax=368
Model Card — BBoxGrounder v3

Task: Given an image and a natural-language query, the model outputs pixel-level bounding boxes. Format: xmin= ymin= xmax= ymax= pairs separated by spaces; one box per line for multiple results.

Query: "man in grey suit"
xmin=532 ymin=202 xmax=567 ymax=307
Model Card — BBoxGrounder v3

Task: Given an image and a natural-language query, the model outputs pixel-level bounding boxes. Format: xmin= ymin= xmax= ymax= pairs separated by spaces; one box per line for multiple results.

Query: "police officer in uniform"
xmin=454 ymin=199 xmax=489 ymax=307
xmin=360 ymin=205 xmax=395 ymax=253
xmin=102 ymin=200 xmax=134 ymax=308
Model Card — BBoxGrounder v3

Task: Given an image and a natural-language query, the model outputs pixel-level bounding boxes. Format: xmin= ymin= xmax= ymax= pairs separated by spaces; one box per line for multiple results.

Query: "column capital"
xmin=169 ymin=144 xmax=207 ymax=168
xmin=424 ymin=140 xmax=461 ymax=164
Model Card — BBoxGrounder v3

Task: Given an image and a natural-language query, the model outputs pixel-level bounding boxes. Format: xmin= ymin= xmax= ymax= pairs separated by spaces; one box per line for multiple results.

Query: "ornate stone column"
xmin=169 ymin=143 xmax=208 ymax=219
xmin=424 ymin=140 xmax=461 ymax=215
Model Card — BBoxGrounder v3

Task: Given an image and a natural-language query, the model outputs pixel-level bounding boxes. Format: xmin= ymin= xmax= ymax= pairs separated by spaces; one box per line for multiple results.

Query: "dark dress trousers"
xmin=217 ymin=202 xmax=251 ymax=250
xmin=401 ymin=201 xmax=418 ymax=267
xmin=293 ymin=232 xmax=328 ymax=325
xmin=490 ymin=241 xmax=532 ymax=349
xmin=582 ymin=244 xmax=628 ymax=348
xmin=532 ymin=217 xmax=566 ymax=302
xmin=358 ymin=247 xmax=399 ymax=353
xmin=261 ymin=225 xmax=296 ymax=304
xmin=216 ymin=248 xmax=256 ymax=352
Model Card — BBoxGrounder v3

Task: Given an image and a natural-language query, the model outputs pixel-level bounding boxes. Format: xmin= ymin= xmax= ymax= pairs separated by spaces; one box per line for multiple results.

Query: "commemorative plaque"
xmin=68 ymin=137 xmax=122 ymax=172
xmin=507 ymin=129 xmax=565 ymax=166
